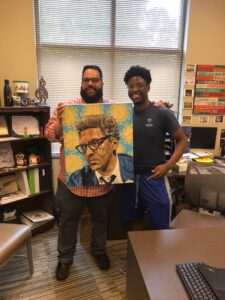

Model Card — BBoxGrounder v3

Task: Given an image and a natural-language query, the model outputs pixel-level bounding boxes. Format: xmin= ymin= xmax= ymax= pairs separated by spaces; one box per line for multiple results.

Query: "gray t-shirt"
xmin=133 ymin=103 xmax=180 ymax=174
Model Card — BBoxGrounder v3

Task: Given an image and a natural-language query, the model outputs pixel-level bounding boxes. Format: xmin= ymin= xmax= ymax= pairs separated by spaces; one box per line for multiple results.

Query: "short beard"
xmin=80 ymin=87 xmax=103 ymax=103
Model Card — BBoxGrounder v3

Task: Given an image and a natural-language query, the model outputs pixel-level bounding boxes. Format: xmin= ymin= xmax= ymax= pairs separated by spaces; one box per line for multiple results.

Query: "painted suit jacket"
xmin=68 ymin=154 xmax=134 ymax=186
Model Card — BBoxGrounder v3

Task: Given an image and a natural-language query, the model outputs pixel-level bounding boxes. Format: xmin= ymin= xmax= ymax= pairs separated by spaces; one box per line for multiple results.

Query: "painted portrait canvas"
xmin=63 ymin=103 xmax=134 ymax=186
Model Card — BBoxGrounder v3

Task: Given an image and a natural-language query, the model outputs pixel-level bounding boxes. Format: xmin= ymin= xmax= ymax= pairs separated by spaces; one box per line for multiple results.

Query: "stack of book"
xmin=20 ymin=209 xmax=54 ymax=229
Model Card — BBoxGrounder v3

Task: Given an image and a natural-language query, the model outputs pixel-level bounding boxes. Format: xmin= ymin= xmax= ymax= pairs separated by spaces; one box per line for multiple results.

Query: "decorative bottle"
xmin=4 ymin=79 xmax=13 ymax=106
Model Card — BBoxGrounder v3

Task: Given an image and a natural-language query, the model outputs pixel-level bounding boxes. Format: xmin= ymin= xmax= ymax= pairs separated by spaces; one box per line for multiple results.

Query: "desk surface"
xmin=127 ymin=228 xmax=225 ymax=300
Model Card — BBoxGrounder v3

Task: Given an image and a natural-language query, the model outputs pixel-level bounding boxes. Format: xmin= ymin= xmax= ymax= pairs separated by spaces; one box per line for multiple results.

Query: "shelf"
xmin=31 ymin=219 xmax=54 ymax=236
xmin=0 ymin=189 xmax=52 ymax=207
xmin=0 ymin=136 xmax=47 ymax=143
xmin=0 ymin=106 xmax=50 ymax=114
xmin=0 ymin=161 xmax=51 ymax=176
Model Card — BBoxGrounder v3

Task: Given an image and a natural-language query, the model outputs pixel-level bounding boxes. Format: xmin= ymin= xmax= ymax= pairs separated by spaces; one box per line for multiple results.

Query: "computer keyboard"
xmin=176 ymin=262 xmax=218 ymax=300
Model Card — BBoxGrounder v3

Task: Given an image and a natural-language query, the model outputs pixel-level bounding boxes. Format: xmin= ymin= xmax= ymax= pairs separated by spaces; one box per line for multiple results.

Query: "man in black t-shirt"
xmin=121 ymin=65 xmax=187 ymax=230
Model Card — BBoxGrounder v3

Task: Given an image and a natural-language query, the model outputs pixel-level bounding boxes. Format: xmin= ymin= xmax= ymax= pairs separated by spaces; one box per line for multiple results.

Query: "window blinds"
xmin=34 ymin=0 xmax=188 ymax=154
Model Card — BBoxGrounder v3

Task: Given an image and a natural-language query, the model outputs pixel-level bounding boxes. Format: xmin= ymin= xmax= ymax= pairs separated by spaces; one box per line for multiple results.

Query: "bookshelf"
xmin=0 ymin=106 xmax=54 ymax=235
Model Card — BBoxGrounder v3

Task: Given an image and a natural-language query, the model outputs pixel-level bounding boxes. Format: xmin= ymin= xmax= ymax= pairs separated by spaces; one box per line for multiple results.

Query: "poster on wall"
xmin=63 ymin=103 xmax=134 ymax=187
xmin=193 ymin=65 xmax=225 ymax=114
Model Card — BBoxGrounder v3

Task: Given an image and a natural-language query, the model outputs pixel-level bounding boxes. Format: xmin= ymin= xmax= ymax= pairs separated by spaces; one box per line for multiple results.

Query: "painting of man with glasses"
xmin=63 ymin=103 xmax=134 ymax=186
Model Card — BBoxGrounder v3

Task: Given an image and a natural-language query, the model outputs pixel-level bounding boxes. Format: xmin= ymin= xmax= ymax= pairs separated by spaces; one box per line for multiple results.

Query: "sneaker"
xmin=119 ymin=260 xmax=127 ymax=275
xmin=92 ymin=253 xmax=110 ymax=270
xmin=55 ymin=262 xmax=72 ymax=281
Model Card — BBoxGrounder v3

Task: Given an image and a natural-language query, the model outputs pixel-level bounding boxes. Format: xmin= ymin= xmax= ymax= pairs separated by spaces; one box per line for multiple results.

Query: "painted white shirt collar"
xmin=95 ymin=155 xmax=122 ymax=184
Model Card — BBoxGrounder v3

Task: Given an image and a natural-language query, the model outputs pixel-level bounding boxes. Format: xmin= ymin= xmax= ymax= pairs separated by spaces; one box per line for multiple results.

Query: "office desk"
xmin=126 ymin=228 xmax=225 ymax=300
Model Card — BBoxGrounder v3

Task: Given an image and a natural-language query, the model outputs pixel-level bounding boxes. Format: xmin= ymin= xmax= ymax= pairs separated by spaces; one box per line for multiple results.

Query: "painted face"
xmin=80 ymin=68 xmax=104 ymax=103
xmin=127 ymin=76 xmax=150 ymax=105
xmin=78 ymin=128 xmax=118 ymax=172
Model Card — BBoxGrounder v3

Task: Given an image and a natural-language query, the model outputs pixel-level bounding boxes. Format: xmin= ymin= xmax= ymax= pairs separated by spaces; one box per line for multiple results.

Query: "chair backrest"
xmin=185 ymin=161 xmax=225 ymax=213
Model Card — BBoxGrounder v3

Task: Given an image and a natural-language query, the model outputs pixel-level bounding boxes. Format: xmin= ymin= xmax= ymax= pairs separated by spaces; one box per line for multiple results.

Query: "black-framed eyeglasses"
xmin=82 ymin=77 xmax=102 ymax=84
xmin=75 ymin=135 xmax=111 ymax=154
xmin=127 ymin=83 xmax=147 ymax=90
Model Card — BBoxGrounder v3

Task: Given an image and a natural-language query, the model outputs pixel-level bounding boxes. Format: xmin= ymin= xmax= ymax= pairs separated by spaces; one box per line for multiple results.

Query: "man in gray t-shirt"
xmin=121 ymin=65 xmax=187 ymax=230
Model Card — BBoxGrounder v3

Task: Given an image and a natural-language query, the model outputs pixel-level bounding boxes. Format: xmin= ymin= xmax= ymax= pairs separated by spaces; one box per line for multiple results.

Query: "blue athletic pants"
xmin=121 ymin=175 xmax=172 ymax=229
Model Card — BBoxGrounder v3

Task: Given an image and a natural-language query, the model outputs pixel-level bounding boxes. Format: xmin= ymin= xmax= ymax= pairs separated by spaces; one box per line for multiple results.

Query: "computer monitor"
xmin=189 ymin=127 xmax=217 ymax=149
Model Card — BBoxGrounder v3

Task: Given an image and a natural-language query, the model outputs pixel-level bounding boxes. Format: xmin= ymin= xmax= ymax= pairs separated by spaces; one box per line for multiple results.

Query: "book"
xmin=22 ymin=209 xmax=54 ymax=223
xmin=0 ymin=142 xmax=15 ymax=168
xmin=193 ymin=157 xmax=214 ymax=163
xmin=27 ymin=169 xmax=35 ymax=194
xmin=15 ymin=171 xmax=31 ymax=195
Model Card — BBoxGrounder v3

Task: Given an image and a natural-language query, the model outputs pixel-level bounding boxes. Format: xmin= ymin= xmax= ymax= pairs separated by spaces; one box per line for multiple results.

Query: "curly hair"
xmin=124 ymin=65 xmax=152 ymax=85
xmin=75 ymin=115 xmax=120 ymax=140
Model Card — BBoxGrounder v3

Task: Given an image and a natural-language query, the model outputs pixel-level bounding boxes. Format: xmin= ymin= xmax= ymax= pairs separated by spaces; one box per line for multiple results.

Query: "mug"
xmin=29 ymin=154 xmax=40 ymax=165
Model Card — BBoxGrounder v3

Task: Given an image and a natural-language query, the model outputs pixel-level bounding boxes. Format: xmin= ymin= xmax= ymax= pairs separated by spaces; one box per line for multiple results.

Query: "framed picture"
xmin=0 ymin=142 xmax=15 ymax=168
xmin=183 ymin=98 xmax=193 ymax=110
xmin=215 ymin=115 xmax=224 ymax=123
xmin=63 ymin=103 xmax=134 ymax=187
xmin=0 ymin=116 xmax=9 ymax=137
xmin=11 ymin=115 xmax=40 ymax=137
xmin=182 ymin=115 xmax=192 ymax=126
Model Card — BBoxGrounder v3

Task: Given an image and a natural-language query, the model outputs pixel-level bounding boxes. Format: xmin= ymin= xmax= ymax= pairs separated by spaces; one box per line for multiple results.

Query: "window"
xmin=34 ymin=0 xmax=188 ymax=154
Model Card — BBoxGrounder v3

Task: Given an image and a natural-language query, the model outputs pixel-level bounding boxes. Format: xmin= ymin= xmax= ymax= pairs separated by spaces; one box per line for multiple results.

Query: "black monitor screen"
xmin=189 ymin=127 xmax=217 ymax=149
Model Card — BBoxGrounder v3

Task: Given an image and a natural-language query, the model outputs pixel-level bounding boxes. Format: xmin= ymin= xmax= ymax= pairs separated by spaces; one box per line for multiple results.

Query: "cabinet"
xmin=0 ymin=106 xmax=53 ymax=235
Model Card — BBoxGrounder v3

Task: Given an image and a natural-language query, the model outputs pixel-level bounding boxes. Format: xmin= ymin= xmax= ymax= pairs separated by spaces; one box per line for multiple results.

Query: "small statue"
xmin=4 ymin=79 xmax=13 ymax=106
xmin=35 ymin=76 xmax=48 ymax=105
xmin=23 ymin=126 xmax=30 ymax=138
xmin=15 ymin=152 xmax=27 ymax=166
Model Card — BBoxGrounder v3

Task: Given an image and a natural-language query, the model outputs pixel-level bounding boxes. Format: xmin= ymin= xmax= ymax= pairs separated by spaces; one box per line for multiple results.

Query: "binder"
xmin=15 ymin=171 xmax=31 ymax=195
xmin=39 ymin=167 xmax=51 ymax=191
xmin=27 ymin=169 xmax=35 ymax=194
xmin=34 ymin=168 xmax=40 ymax=193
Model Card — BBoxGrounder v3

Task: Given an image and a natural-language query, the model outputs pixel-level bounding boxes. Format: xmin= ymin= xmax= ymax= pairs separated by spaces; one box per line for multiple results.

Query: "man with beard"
xmin=45 ymin=65 xmax=113 ymax=280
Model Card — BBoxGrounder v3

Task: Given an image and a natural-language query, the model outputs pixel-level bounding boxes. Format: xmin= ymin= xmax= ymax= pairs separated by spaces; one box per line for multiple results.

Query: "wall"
xmin=1 ymin=0 xmax=225 ymax=189
xmin=183 ymin=0 xmax=225 ymax=155
xmin=0 ymin=0 xmax=37 ymax=104
xmin=186 ymin=0 xmax=225 ymax=64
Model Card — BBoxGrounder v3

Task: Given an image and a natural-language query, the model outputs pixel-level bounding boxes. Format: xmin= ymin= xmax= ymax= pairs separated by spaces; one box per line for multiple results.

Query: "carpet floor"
xmin=0 ymin=226 xmax=127 ymax=300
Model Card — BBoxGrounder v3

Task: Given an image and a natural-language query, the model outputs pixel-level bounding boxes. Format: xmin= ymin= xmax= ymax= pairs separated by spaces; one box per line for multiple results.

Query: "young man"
xmin=120 ymin=65 xmax=187 ymax=273
xmin=45 ymin=65 xmax=113 ymax=280
xmin=68 ymin=114 xmax=134 ymax=186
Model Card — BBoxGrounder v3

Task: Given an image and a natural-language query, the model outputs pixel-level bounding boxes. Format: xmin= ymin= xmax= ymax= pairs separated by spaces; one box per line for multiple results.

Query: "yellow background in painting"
xmin=83 ymin=105 xmax=104 ymax=116
xmin=109 ymin=104 xmax=129 ymax=123
xmin=122 ymin=124 xmax=133 ymax=144
xmin=65 ymin=154 xmax=83 ymax=173
xmin=64 ymin=131 xmax=79 ymax=150
xmin=63 ymin=106 xmax=78 ymax=127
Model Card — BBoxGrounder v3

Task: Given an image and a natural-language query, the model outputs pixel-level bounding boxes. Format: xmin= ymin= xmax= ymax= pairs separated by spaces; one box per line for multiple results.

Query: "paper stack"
xmin=20 ymin=209 xmax=54 ymax=229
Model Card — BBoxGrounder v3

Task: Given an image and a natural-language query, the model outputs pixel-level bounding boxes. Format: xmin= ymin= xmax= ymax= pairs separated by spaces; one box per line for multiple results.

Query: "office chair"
xmin=171 ymin=161 xmax=225 ymax=229
xmin=0 ymin=223 xmax=34 ymax=275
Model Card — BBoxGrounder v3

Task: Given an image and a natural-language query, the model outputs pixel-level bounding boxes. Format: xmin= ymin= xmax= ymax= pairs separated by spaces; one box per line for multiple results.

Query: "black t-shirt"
xmin=133 ymin=103 xmax=180 ymax=174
